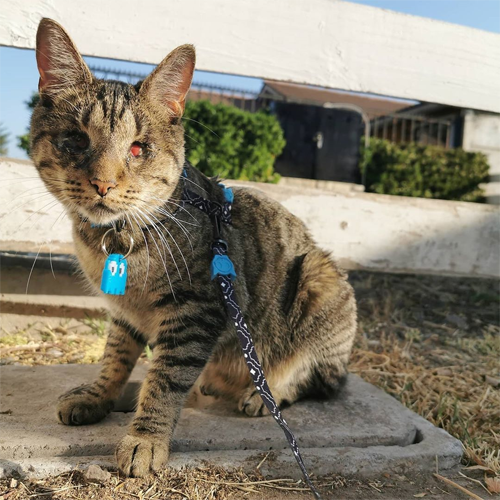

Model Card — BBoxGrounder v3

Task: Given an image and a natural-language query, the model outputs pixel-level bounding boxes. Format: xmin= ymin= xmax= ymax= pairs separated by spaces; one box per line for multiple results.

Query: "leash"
xmin=96 ymin=171 xmax=321 ymax=499
xmin=182 ymin=175 xmax=322 ymax=500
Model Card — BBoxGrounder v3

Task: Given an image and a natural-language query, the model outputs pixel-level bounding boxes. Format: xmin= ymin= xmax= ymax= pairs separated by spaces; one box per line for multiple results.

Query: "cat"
xmin=30 ymin=18 xmax=357 ymax=477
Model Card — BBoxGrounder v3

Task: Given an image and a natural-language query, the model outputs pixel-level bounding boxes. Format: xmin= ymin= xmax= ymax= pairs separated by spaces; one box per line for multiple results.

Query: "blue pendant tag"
xmin=100 ymin=253 xmax=128 ymax=295
xmin=211 ymin=254 xmax=237 ymax=280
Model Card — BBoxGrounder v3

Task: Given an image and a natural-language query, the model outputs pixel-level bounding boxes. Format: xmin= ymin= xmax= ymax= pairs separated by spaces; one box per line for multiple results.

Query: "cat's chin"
xmin=76 ymin=204 xmax=126 ymax=226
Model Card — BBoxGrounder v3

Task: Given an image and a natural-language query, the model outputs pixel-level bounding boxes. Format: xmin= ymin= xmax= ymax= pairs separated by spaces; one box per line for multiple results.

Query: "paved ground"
xmin=0 ymin=364 xmax=462 ymax=480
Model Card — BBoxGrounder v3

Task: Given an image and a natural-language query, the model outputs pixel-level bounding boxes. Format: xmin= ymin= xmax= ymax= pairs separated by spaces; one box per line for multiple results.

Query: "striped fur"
xmin=31 ymin=19 xmax=357 ymax=477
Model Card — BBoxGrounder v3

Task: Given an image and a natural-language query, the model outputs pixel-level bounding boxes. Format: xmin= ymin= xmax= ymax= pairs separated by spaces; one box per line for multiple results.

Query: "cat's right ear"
xmin=139 ymin=44 xmax=196 ymax=117
xmin=36 ymin=18 xmax=93 ymax=94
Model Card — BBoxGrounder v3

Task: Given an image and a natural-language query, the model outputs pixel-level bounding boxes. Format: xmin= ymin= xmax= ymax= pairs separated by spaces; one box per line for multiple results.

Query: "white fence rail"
xmin=1 ymin=0 xmax=500 ymax=113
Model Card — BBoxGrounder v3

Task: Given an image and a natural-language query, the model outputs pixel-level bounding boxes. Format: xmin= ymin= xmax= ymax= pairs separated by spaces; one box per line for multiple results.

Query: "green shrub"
xmin=18 ymin=93 xmax=40 ymax=156
xmin=360 ymin=138 xmax=489 ymax=202
xmin=184 ymin=100 xmax=285 ymax=183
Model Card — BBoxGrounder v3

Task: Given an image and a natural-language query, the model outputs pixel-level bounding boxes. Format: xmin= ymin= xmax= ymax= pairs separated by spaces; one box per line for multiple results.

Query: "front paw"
xmin=57 ymin=384 xmax=114 ymax=426
xmin=238 ymin=389 xmax=270 ymax=417
xmin=116 ymin=434 xmax=169 ymax=477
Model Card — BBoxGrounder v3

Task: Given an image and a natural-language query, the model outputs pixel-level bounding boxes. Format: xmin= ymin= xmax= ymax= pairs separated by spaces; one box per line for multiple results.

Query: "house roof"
xmin=188 ymin=88 xmax=253 ymax=104
xmin=260 ymin=80 xmax=414 ymax=119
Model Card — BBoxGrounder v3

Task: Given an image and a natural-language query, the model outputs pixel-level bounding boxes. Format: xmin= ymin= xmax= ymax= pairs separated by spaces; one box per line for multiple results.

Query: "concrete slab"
xmin=0 ymin=293 xmax=106 ymax=319
xmin=0 ymin=364 xmax=463 ymax=479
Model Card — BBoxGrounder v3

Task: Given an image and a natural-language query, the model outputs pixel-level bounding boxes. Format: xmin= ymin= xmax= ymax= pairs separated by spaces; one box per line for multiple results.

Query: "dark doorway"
xmin=315 ymin=108 xmax=362 ymax=183
xmin=273 ymin=102 xmax=362 ymax=183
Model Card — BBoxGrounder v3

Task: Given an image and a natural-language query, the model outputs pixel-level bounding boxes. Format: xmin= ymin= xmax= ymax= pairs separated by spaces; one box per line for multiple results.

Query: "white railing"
xmin=1 ymin=0 xmax=500 ymax=112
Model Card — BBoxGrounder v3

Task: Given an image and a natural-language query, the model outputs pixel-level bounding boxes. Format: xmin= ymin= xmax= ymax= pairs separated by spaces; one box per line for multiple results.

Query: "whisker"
xmin=58 ymin=95 xmax=82 ymax=114
xmin=0 ymin=176 xmax=68 ymax=183
xmin=142 ymin=207 xmax=191 ymax=283
xmin=181 ymin=116 xmax=220 ymax=138
xmin=156 ymin=208 xmax=200 ymax=228
xmin=50 ymin=208 xmax=67 ymax=231
xmin=18 ymin=199 xmax=62 ymax=229
xmin=134 ymin=210 xmax=175 ymax=299
xmin=183 ymin=133 xmax=201 ymax=145
xmin=12 ymin=187 xmax=67 ymax=203
xmin=151 ymin=196 xmax=200 ymax=225
xmin=138 ymin=207 xmax=183 ymax=281
xmin=128 ymin=212 xmax=150 ymax=295
xmin=49 ymin=246 xmax=56 ymax=279
xmin=24 ymin=200 xmax=63 ymax=235
xmin=154 ymin=208 xmax=194 ymax=250
xmin=182 ymin=176 xmax=209 ymax=195
xmin=1 ymin=192 xmax=56 ymax=217
xmin=25 ymin=245 xmax=43 ymax=294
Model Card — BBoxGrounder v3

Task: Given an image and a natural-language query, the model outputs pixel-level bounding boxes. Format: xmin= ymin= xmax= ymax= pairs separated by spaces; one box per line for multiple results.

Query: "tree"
xmin=0 ymin=124 xmax=9 ymax=156
xmin=17 ymin=93 xmax=40 ymax=156
xmin=184 ymin=100 xmax=285 ymax=183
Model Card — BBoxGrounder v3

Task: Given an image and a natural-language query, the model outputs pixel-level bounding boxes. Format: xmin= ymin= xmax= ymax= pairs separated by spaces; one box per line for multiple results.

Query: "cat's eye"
xmin=130 ymin=142 xmax=143 ymax=157
xmin=61 ymin=132 xmax=89 ymax=153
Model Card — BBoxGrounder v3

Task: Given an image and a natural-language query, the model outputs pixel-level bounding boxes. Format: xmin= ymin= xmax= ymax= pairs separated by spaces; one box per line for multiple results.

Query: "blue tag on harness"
xmin=222 ymin=186 xmax=234 ymax=203
xmin=100 ymin=254 xmax=128 ymax=295
xmin=211 ymin=254 xmax=237 ymax=280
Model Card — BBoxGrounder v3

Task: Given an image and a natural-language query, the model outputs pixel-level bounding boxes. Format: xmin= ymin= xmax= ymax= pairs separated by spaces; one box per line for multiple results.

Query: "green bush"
xmin=360 ymin=138 xmax=489 ymax=202
xmin=18 ymin=93 xmax=40 ymax=156
xmin=184 ymin=100 xmax=285 ymax=183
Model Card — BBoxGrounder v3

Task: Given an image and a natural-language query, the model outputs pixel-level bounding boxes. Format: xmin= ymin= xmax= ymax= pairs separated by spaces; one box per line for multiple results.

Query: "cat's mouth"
xmin=76 ymin=199 xmax=125 ymax=225
xmin=94 ymin=201 xmax=117 ymax=214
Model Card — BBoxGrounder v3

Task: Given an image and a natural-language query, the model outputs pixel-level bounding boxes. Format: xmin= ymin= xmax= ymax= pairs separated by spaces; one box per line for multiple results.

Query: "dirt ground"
xmin=0 ymin=465 xmax=495 ymax=499
xmin=1 ymin=270 xmax=499 ymax=499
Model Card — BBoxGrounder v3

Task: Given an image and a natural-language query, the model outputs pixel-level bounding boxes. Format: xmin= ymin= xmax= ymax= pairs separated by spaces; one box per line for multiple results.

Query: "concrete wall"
xmin=2 ymin=0 xmax=500 ymax=113
xmin=462 ymin=110 xmax=500 ymax=205
xmin=1 ymin=158 xmax=498 ymax=278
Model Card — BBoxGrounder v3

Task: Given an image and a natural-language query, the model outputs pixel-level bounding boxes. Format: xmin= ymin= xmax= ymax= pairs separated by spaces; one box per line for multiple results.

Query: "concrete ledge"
xmin=0 ymin=365 xmax=463 ymax=479
xmin=278 ymin=176 xmax=365 ymax=194
xmin=1 ymin=158 xmax=499 ymax=278
xmin=0 ymin=293 xmax=106 ymax=319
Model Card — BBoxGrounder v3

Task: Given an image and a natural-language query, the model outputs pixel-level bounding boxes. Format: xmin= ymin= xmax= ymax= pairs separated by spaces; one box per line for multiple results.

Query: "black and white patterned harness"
xmin=182 ymin=173 xmax=321 ymax=500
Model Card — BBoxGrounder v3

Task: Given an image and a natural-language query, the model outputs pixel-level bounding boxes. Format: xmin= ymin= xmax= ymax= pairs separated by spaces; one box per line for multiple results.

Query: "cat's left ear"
xmin=140 ymin=45 xmax=195 ymax=117
xmin=36 ymin=18 xmax=93 ymax=95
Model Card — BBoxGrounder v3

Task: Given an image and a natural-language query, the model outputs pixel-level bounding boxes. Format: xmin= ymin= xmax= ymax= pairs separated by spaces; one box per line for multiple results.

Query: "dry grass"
xmin=0 ymin=317 xmax=107 ymax=366
xmin=349 ymin=271 xmax=500 ymax=482
xmin=0 ymin=465 xmax=355 ymax=500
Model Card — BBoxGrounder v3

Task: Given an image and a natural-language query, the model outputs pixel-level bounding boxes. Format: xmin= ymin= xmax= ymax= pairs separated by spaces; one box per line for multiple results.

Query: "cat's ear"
xmin=140 ymin=45 xmax=195 ymax=117
xmin=36 ymin=18 xmax=93 ymax=94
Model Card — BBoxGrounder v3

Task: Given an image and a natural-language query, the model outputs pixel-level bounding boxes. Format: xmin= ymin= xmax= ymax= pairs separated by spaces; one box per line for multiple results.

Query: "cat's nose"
xmin=90 ymin=178 xmax=117 ymax=197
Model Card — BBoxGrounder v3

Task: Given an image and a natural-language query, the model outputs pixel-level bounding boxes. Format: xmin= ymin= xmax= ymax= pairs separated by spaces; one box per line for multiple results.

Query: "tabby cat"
xmin=31 ymin=18 xmax=357 ymax=477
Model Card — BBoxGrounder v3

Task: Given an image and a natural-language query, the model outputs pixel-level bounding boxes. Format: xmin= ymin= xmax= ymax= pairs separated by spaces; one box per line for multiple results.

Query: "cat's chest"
xmin=79 ymin=252 xmax=170 ymax=339
xmin=73 ymin=227 xmax=196 ymax=339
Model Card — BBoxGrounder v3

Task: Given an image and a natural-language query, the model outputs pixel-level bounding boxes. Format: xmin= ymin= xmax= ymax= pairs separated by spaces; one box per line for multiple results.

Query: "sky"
xmin=1 ymin=0 xmax=499 ymax=159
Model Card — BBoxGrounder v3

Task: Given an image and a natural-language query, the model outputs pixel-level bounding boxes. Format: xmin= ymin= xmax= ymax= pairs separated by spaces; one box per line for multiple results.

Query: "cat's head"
xmin=31 ymin=18 xmax=195 ymax=225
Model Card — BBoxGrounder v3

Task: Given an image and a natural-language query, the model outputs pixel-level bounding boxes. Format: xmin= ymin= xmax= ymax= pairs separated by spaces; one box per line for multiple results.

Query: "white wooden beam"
xmin=1 ymin=0 xmax=499 ymax=113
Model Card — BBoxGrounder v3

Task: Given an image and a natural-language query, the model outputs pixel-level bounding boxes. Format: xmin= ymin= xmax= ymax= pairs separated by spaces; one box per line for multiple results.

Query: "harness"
xmin=97 ymin=170 xmax=321 ymax=499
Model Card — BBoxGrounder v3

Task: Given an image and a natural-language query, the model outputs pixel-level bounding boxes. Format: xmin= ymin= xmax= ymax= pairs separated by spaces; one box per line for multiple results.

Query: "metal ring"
xmin=101 ymin=228 xmax=134 ymax=258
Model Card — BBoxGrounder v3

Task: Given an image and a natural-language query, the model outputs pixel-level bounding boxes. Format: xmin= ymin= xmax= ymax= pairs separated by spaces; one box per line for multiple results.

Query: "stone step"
xmin=0 ymin=364 xmax=463 ymax=479
xmin=0 ymin=293 xmax=105 ymax=319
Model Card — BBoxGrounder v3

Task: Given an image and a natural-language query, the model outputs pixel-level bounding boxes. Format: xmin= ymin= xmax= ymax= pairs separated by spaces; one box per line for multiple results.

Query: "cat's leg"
xmin=238 ymin=249 xmax=357 ymax=417
xmin=237 ymin=351 xmax=314 ymax=416
xmin=115 ymin=317 xmax=223 ymax=477
xmin=197 ymin=338 xmax=315 ymax=416
xmin=240 ymin=347 xmax=352 ymax=412
xmin=57 ymin=319 xmax=145 ymax=425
